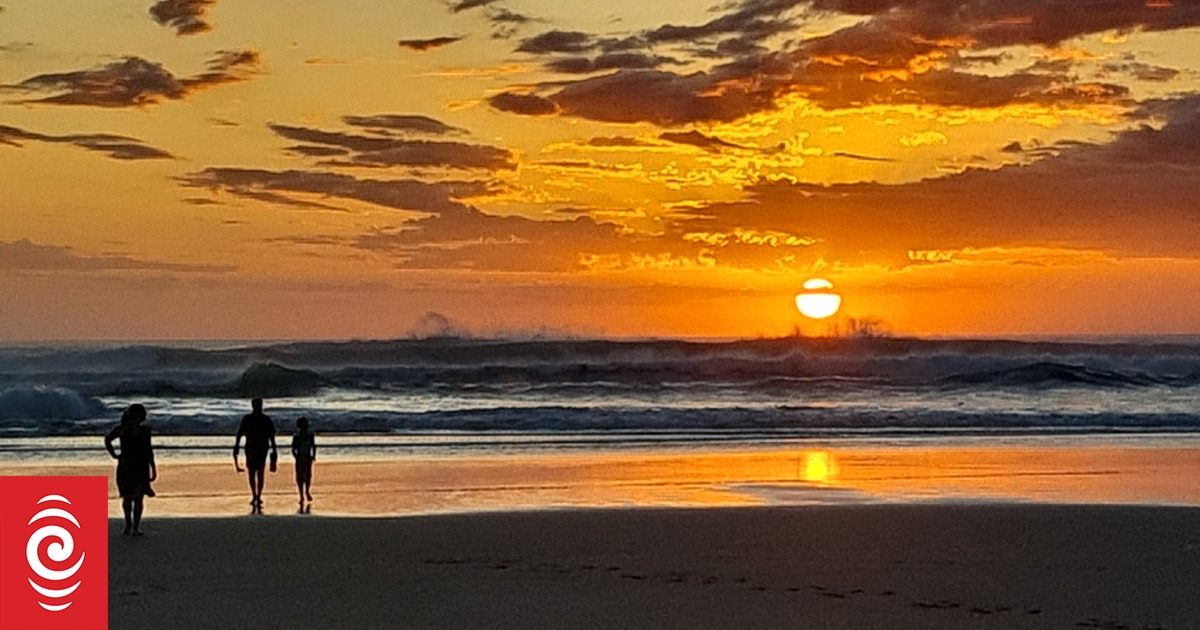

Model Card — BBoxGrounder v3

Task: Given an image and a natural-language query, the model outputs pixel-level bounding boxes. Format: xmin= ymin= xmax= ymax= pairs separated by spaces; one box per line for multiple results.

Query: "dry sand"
xmin=109 ymin=504 xmax=1200 ymax=629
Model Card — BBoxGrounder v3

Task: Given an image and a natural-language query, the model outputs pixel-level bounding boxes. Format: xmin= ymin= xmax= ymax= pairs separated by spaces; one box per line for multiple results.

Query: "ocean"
xmin=2 ymin=335 xmax=1199 ymax=441
xmin=2 ymin=335 xmax=1199 ymax=511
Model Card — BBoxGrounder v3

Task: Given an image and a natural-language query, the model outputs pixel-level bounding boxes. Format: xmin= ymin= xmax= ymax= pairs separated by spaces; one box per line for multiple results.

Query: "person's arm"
xmin=290 ymin=434 xmax=299 ymax=459
xmin=146 ymin=428 xmax=157 ymax=482
xmin=104 ymin=426 xmax=120 ymax=459
xmin=233 ymin=421 xmax=244 ymax=472
xmin=311 ymin=434 xmax=316 ymax=462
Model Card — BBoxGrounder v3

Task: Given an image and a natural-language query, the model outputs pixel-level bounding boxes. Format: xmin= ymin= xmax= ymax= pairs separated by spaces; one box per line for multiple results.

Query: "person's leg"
xmin=121 ymin=497 xmax=133 ymax=534
xmin=253 ymin=467 xmax=265 ymax=504
xmin=246 ymin=468 xmax=257 ymax=504
xmin=132 ymin=496 xmax=144 ymax=535
xmin=297 ymin=475 xmax=304 ymax=504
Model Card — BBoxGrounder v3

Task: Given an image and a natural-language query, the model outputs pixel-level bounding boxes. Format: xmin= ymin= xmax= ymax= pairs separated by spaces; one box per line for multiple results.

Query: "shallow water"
xmin=3 ymin=434 xmax=1197 ymax=517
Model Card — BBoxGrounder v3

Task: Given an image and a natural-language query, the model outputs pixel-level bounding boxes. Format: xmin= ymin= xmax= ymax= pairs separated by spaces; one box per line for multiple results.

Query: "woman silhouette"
xmin=105 ymin=404 xmax=157 ymax=536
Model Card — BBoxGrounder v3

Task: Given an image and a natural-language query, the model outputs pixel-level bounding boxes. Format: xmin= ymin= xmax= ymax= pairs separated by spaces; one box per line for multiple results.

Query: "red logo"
xmin=0 ymin=476 xmax=108 ymax=630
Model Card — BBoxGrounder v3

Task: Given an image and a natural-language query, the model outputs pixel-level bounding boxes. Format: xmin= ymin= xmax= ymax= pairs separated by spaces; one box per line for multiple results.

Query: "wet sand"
xmin=109 ymin=504 xmax=1200 ymax=629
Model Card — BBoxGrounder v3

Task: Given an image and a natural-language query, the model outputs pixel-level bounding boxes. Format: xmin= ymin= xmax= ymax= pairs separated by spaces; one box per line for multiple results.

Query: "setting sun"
xmin=796 ymin=279 xmax=843 ymax=319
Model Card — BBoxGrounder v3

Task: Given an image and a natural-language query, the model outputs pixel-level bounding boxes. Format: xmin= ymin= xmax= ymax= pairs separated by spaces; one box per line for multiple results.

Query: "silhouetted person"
xmin=234 ymin=398 xmax=277 ymax=512
xmin=105 ymin=404 xmax=156 ymax=536
xmin=291 ymin=417 xmax=317 ymax=506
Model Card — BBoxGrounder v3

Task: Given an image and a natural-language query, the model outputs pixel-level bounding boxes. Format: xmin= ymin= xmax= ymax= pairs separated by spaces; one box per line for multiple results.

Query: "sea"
xmin=2 ymin=335 xmax=1199 ymax=512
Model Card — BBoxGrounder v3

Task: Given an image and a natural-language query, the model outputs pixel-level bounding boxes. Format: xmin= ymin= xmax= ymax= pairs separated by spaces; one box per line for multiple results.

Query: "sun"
xmin=795 ymin=278 xmax=842 ymax=319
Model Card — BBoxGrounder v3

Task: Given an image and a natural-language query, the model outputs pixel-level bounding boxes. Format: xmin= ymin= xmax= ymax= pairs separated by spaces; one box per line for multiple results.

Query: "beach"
xmin=84 ymin=440 xmax=1200 ymax=628
xmin=109 ymin=504 xmax=1200 ymax=629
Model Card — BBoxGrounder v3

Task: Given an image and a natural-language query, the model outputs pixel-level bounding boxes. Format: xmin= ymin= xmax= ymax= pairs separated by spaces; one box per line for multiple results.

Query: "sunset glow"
xmin=2 ymin=1 xmax=1199 ymax=339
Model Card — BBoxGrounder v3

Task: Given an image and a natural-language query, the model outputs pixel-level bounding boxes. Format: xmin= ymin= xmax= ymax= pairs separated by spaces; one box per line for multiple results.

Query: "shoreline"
xmin=3 ymin=438 xmax=1198 ymax=516
xmin=109 ymin=503 xmax=1200 ymax=629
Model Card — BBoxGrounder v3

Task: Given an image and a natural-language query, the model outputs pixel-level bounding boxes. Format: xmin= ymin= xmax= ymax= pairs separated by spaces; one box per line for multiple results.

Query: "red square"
xmin=0 ymin=476 xmax=108 ymax=630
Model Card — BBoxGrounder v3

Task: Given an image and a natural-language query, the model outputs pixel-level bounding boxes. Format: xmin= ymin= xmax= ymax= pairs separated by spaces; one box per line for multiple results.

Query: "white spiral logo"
xmin=26 ymin=494 xmax=86 ymax=612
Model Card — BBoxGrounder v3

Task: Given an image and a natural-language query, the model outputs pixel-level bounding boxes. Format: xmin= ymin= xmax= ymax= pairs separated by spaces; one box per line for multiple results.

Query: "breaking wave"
xmin=0 ymin=336 xmax=1198 ymax=436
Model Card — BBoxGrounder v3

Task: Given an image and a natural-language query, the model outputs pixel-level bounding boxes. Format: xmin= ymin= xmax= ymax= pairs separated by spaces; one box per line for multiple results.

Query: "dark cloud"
xmin=0 ymin=42 xmax=33 ymax=54
xmin=0 ymin=124 xmax=173 ymax=160
xmin=827 ymin=151 xmax=898 ymax=162
xmin=353 ymin=209 xmax=632 ymax=272
xmin=342 ymin=114 xmax=465 ymax=136
xmin=233 ymin=189 xmax=346 ymax=211
xmin=178 ymin=166 xmax=655 ymax=272
xmin=809 ymin=0 xmax=1200 ymax=49
xmin=645 ymin=0 xmax=801 ymax=44
xmin=7 ymin=50 xmax=260 ymax=108
xmin=488 ymin=92 xmax=559 ymax=116
xmin=268 ymin=123 xmax=514 ymax=170
xmin=548 ymin=70 xmax=771 ymax=126
xmin=658 ymin=130 xmax=756 ymax=153
xmin=545 ymin=52 xmax=675 ymax=74
xmin=486 ymin=7 xmax=530 ymax=23
xmin=449 ymin=0 xmax=498 ymax=12
xmin=1100 ymin=61 xmax=1181 ymax=83
xmin=0 ymin=239 xmax=232 ymax=273
xmin=180 ymin=168 xmax=494 ymax=214
xmin=485 ymin=7 xmax=534 ymax=39
xmin=149 ymin=0 xmax=215 ymax=36
xmin=285 ymin=145 xmax=351 ymax=158
xmin=397 ymin=36 xmax=463 ymax=52
xmin=516 ymin=30 xmax=593 ymax=54
xmin=492 ymin=0 xmax=1200 ymax=125
xmin=583 ymin=136 xmax=658 ymax=148
xmin=535 ymin=160 xmax=641 ymax=174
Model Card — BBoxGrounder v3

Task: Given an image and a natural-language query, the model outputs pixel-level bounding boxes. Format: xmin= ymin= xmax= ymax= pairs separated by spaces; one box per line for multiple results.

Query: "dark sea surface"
xmin=1 ymin=336 xmax=1197 ymax=445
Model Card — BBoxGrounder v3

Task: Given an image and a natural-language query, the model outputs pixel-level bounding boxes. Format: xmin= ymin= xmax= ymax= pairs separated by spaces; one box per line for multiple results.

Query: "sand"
xmin=109 ymin=504 xmax=1200 ymax=629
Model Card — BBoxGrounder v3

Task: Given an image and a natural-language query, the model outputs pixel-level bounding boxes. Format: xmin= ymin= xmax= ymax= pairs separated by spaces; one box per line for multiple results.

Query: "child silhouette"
xmin=291 ymin=416 xmax=317 ymax=506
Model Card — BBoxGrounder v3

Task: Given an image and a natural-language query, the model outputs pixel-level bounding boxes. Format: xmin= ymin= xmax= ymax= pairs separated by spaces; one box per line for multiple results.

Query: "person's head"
xmin=297 ymin=417 xmax=309 ymax=431
xmin=252 ymin=398 xmax=263 ymax=412
xmin=121 ymin=404 xmax=147 ymax=427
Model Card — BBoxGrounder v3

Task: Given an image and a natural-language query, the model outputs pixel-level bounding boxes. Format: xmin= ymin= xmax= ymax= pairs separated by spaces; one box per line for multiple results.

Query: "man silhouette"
xmin=234 ymin=398 xmax=277 ymax=511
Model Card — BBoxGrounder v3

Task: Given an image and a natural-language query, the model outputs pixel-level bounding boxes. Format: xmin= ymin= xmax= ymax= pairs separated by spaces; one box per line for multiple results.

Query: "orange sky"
xmin=2 ymin=1 xmax=1199 ymax=340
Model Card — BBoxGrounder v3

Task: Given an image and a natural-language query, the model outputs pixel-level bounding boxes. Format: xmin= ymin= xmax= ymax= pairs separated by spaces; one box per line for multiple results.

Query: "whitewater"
xmin=1 ymin=336 xmax=1198 ymax=443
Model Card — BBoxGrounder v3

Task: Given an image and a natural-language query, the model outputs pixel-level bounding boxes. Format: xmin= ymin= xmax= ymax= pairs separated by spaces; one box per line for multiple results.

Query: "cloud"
xmin=342 ymin=114 xmax=465 ymax=136
xmin=0 ymin=124 xmax=174 ymax=160
xmin=1100 ymin=61 xmax=1181 ymax=83
xmin=180 ymin=166 xmax=652 ymax=272
xmin=7 ymin=50 xmax=260 ymax=108
xmin=667 ymin=94 xmax=1200 ymax=264
xmin=516 ymin=30 xmax=593 ymax=54
xmin=0 ymin=42 xmax=33 ymax=54
xmin=545 ymin=70 xmax=771 ymax=126
xmin=352 ymin=208 xmax=634 ymax=272
xmin=658 ymin=130 xmax=757 ymax=153
xmin=488 ymin=92 xmax=559 ymax=116
xmin=149 ymin=0 xmax=216 ymax=36
xmin=486 ymin=7 xmax=530 ymax=24
xmin=827 ymin=151 xmax=898 ymax=162
xmin=180 ymin=168 xmax=495 ymax=214
xmin=0 ymin=239 xmax=232 ymax=273
xmin=545 ymin=52 xmax=675 ymax=74
xmin=268 ymin=123 xmax=515 ymax=170
xmin=583 ymin=136 xmax=659 ymax=149
xmin=449 ymin=0 xmax=498 ymax=12
xmin=645 ymin=0 xmax=801 ymax=44
xmin=809 ymin=0 xmax=1200 ymax=48
xmin=397 ymin=36 xmax=463 ymax=52
xmin=491 ymin=0 xmax=1200 ymax=126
